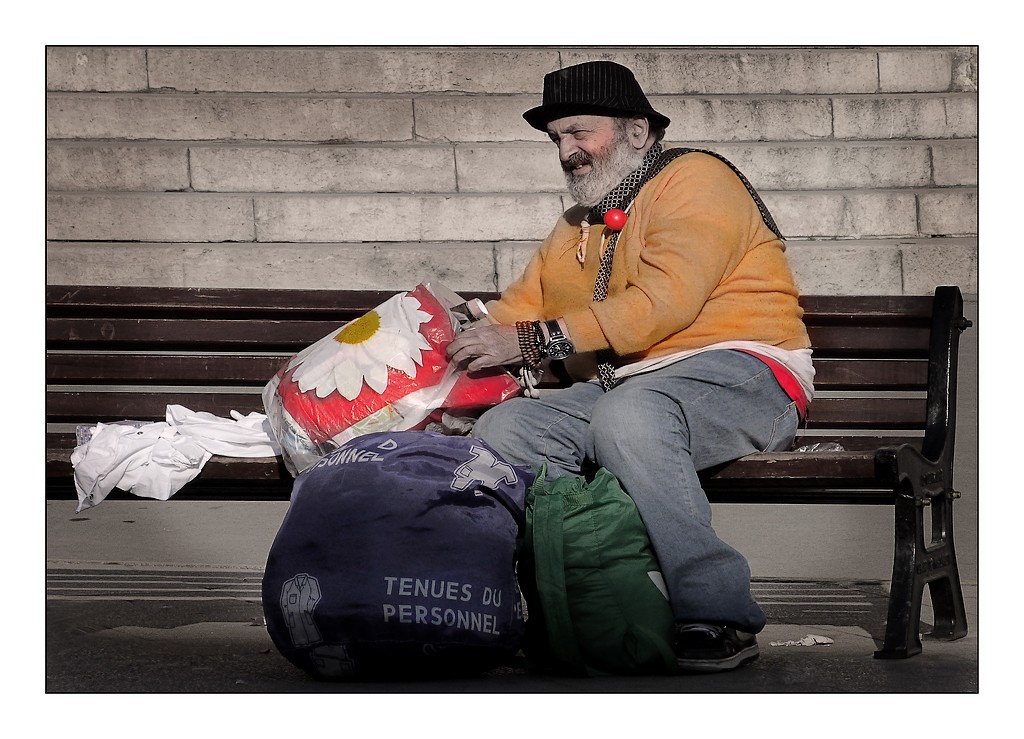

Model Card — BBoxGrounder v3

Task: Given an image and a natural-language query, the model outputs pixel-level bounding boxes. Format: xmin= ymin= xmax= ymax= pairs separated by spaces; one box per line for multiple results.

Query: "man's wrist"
xmin=516 ymin=321 xmax=543 ymax=369
xmin=535 ymin=318 xmax=575 ymax=360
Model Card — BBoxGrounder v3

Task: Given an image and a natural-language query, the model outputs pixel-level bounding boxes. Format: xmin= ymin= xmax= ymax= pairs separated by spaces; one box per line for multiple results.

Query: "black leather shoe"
xmin=674 ymin=623 xmax=760 ymax=673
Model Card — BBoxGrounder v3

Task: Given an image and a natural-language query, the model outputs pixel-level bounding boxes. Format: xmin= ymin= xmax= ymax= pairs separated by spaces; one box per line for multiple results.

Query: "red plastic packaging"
xmin=262 ymin=283 xmax=521 ymax=474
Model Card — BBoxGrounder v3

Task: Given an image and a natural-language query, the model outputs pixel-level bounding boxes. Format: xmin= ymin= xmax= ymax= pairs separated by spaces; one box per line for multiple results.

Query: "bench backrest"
xmin=46 ymin=285 xmax=966 ymax=462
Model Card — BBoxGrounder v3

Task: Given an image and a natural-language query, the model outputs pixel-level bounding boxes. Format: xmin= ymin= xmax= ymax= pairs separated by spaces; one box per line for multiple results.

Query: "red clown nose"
xmin=603 ymin=208 xmax=627 ymax=231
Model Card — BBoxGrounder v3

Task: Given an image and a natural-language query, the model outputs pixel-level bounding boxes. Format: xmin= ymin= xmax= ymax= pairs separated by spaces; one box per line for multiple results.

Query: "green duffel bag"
xmin=519 ymin=466 xmax=678 ymax=676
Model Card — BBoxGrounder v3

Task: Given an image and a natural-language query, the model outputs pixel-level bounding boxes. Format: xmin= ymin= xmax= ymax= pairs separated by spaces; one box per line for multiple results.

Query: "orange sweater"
xmin=487 ymin=152 xmax=810 ymax=377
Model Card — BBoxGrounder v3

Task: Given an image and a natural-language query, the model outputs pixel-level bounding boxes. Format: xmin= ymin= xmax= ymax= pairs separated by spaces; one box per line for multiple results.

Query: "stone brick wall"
xmin=46 ymin=46 xmax=978 ymax=297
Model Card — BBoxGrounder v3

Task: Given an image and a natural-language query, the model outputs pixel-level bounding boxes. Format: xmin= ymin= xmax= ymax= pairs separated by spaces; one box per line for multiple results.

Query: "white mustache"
xmin=562 ymin=152 xmax=592 ymax=171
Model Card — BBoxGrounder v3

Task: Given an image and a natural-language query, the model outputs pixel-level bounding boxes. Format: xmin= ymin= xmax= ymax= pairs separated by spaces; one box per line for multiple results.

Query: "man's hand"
xmin=446 ymin=323 xmax=523 ymax=371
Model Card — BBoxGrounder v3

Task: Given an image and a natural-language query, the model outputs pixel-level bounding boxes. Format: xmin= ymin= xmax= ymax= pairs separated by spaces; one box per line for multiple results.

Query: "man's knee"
xmin=591 ymin=385 xmax=686 ymax=444
xmin=472 ymin=397 xmax=532 ymax=452
xmin=474 ymin=393 xmax=593 ymax=477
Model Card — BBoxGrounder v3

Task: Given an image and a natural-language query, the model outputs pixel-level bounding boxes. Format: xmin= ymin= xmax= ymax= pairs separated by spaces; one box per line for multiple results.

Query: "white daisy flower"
xmin=287 ymin=293 xmax=434 ymax=401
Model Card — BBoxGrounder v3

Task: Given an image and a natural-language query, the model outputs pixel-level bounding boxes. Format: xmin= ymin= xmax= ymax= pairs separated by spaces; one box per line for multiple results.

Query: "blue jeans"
xmin=474 ymin=349 xmax=799 ymax=633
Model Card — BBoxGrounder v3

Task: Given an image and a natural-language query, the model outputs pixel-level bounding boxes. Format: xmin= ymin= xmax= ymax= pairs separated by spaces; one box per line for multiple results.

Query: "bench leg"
xmin=874 ymin=484 xmax=968 ymax=659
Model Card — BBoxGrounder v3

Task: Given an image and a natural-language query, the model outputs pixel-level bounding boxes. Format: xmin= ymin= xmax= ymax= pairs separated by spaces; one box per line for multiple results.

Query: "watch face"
xmin=546 ymin=339 xmax=574 ymax=361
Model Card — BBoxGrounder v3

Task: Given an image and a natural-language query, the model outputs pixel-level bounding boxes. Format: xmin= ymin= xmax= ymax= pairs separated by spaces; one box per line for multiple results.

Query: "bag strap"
xmin=644 ymin=148 xmax=783 ymax=239
xmin=528 ymin=474 xmax=589 ymax=675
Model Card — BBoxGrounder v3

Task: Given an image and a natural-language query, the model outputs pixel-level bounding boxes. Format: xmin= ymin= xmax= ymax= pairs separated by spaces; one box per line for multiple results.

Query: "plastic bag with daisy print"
xmin=262 ymin=281 xmax=522 ymax=475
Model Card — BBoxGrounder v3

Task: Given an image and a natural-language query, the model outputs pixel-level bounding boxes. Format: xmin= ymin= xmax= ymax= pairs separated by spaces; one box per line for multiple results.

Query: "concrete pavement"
xmin=45 ymin=500 xmax=978 ymax=694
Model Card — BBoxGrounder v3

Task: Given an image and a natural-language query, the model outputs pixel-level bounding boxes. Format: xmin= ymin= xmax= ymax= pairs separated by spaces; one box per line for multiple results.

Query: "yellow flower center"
xmin=334 ymin=310 xmax=381 ymax=345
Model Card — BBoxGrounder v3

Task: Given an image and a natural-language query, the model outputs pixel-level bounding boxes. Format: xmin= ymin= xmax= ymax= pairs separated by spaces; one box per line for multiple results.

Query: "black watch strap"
xmin=544 ymin=320 xmax=564 ymax=342
xmin=538 ymin=320 xmax=574 ymax=360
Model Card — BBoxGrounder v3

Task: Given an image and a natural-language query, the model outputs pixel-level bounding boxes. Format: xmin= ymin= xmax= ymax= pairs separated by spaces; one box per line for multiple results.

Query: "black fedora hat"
xmin=523 ymin=60 xmax=670 ymax=132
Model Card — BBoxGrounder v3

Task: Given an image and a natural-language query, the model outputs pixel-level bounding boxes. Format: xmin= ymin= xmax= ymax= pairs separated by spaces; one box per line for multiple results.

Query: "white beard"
xmin=563 ymin=135 xmax=646 ymax=207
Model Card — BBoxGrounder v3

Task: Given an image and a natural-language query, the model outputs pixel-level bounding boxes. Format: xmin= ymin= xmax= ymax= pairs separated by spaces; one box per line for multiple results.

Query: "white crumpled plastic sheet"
xmin=70 ymin=404 xmax=281 ymax=513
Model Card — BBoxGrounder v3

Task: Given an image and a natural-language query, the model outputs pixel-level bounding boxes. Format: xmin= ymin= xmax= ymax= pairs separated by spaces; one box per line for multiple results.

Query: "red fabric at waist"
xmin=733 ymin=349 xmax=808 ymax=422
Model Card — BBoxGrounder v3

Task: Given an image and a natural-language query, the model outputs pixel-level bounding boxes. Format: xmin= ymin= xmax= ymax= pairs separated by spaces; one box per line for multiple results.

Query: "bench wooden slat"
xmin=802 ymin=397 xmax=926 ymax=429
xmin=799 ymin=294 xmax=934 ymax=322
xmin=47 ymin=352 xmax=929 ymax=392
xmin=44 ymin=450 xmax=904 ymax=506
xmin=47 ymin=287 xmax=936 ymax=321
xmin=47 ymin=353 xmax=287 ymax=385
xmin=805 ymin=326 xmax=930 ymax=356
xmin=48 ymin=317 xmax=935 ymax=358
xmin=811 ymin=358 xmax=927 ymax=390
xmin=47 ymin=317 xmax=343 ymax=350
xmin=703 ymin=451 xmax=883 ymax=489
xmin=47 ymin=391 xmax=265 ymax=422
xmin=46 ymin=285 xmax=403 ymax=315
xmin=45 ymin=431 xmax=920 ymax=453
xmin=44 ymin=428 xmax=921 ymax=449
xmin=42 ymin=448 xmax=893 ymax=493
xmin=46 ymin=391 xmax=928 ymax=429
xmin=45 ymin=450 xmax=291 ymax=483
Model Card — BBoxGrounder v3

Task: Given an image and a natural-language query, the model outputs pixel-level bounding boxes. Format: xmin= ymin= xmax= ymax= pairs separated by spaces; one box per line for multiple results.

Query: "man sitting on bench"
xmin=446 ymin=60 xmax=815 ymax=673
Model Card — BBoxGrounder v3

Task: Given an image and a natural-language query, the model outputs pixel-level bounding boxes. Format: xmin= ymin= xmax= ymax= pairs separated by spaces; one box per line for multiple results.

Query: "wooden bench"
xmin=46 ymin=283 xmax=972 ymax=659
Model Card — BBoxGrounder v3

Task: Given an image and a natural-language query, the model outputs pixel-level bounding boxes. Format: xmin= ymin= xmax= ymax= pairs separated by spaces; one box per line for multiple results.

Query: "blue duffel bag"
xmin=262 ymin=431 xmax=534 ymax=680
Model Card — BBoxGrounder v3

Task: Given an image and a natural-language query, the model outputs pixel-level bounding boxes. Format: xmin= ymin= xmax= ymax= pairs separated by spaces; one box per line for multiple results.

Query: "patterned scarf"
xmin=588 ymin=143 xmax=663 ymax=391
xmin=588 ymin=142 xmax=664 ymax=224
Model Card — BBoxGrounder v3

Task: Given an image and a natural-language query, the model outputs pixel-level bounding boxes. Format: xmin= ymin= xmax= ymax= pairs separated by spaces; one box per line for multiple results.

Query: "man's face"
xmin=546 ymin=115 xmax=645 ymax=207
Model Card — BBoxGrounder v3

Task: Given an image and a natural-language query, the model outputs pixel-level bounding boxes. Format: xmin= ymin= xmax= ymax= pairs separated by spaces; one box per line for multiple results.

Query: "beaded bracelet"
xmin=516 ymin=321 xmax=543 ymax=369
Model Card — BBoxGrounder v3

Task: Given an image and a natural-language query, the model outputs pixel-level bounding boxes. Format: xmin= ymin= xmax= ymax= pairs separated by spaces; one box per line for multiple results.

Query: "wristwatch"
xmin=535 ymin=319 xmax=575 ymax=361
